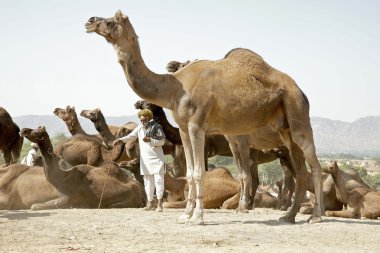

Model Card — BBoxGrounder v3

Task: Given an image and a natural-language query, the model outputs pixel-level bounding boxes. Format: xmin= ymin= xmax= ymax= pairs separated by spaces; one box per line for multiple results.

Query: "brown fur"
xmin=0 ymin=107 xmax=24 ymax=166
xmin=0 ymin=165 xmax=59 ymax=209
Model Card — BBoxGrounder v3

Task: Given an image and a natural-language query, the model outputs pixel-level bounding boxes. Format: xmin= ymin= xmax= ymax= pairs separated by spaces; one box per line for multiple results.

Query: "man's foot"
xmin=155 ymin=199 xmax=163 ymax=212
xmin=144 ymin=200 xmax=155 ymax=211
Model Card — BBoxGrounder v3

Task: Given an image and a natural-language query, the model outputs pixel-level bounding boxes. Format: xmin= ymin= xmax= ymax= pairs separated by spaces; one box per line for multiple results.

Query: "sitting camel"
xmin=323 ymin=161 xmax=379 ymax=219
xmin=20 ymin=126 xmax=147 ymax=209
xmin=163 ymin=167 xmax=278 ymax=209
xmin=300 ymin=163 xmax=370 ymax=214
xmin=80 ymin=108 xmax=139 ymax=158
xmin=0 ymin=164 xmax=59 ymax=209
xmin=0 ymin=107 xmax=24 ymax=166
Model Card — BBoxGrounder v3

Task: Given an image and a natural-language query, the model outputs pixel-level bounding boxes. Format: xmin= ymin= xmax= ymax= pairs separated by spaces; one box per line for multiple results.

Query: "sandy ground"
xmin=1 ymin=208 xmax=379 ymax=253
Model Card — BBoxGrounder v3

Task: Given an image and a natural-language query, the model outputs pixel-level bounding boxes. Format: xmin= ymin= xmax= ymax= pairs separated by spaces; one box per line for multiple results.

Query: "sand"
xmin=1 ymin=208 xmax=379 ymax=253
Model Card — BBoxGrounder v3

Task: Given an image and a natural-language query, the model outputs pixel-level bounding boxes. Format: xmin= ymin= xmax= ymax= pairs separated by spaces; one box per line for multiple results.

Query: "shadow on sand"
xmin=0 ymin=210 xmax=53 ymax=221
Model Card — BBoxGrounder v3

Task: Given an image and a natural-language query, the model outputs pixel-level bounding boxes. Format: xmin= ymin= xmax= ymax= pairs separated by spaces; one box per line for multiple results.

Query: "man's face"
xmin=139 ymin=116 xmax=149 ymax=128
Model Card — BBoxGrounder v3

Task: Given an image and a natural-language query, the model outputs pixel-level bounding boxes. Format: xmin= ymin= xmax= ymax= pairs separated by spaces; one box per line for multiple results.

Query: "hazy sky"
xmin=1 ymin=0 xmax=379 ymax=122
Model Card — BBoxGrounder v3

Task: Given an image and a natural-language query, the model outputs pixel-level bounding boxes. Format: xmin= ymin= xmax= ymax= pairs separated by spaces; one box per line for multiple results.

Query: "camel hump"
xmin=0 ymin=164 xmax=29 ymax=189
xmin=224 ymin=48 xmax=263 ymax=60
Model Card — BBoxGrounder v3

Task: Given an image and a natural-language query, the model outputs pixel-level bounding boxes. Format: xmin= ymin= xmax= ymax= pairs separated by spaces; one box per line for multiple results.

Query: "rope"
xmin=97 ymin=146 xmax=116 ymax=210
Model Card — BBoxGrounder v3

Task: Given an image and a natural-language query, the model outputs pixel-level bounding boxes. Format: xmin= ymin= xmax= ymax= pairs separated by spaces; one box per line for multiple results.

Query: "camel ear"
xmin=333 ymin=161 xmax=338 ymax=166
xmin=114 ymin=10 xmax=126 ymax=22
xmin=111 ymin=25 xmax=123 ymax=39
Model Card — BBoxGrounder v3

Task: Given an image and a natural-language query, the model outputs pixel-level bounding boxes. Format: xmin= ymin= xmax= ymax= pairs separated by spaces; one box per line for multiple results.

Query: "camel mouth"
xmin=85 ymin=23 xmax=97 ymax=33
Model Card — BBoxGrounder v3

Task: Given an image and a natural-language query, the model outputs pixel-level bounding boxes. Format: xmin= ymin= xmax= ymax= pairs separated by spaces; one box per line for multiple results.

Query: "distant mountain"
xmin=13 ymin=115 xmax=380 ymax=157
xmin=13 ymin=115 xmax=139 ymax=136
xmin=311 ymin=116 xmax=380 ymax=157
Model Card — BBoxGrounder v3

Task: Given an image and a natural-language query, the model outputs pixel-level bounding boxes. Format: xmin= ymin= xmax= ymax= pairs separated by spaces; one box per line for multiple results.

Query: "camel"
xmin=0 ymin=164 xmax=59 ymax=209
xmin=85 ymin=11 xmax=324 ymax=224
xmin=163 ymin=167 xmax=278 ymax=209
xmin=20 ymin=126 xmax=147 ymax=209
xmin=322 ymin=161 xmax=380 ymax=219
xmin=300 ymin=162 xmax=371 ymax=214
xmin=134 ymin=99 xmax=295 ymax=210
xmin=0 ymin=107 xmax=24 ymax=166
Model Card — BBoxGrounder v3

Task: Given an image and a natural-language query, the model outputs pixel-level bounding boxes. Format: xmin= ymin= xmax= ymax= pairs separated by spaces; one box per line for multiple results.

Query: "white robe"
xmin=119 ymin=124 xmax=165 ymax=175
xmin=21 ymin=149 xmax=38 ymax=166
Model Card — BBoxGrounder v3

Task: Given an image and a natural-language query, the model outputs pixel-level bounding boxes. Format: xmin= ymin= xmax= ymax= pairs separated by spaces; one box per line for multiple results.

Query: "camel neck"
xmin=331 ymin=168 xmax=349 ymax=204
xmin=66 ymin=116 xmax=87 ymax=136
xmin=112 ymin=30 xmax=179 ymax=110
xmin=154 ymin=107 xmax=182 ymax=145
xmin=38 ymin=138 xmax=68 ymax=187
xmin=93 ymin=113 xmax=115 ymax=146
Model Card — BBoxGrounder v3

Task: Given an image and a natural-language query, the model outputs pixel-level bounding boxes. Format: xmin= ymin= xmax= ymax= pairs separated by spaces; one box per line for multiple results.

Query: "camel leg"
xmin=325 ymin=208 xmax=360 ymax=219
xmin=292 ymin=132 xmax=324 ymax=223
xmin=2 ymin=150 xmax=12 ymax=166
xmin=176 ymin=128 xmax=196 ymax=224
xmin=225 ymin=135 xmax=251 ymax=213
xmin=31 ymin=195 xmax=71 ymax=210
xmin=279 ymin=140 xmax=308 ymax=223
xmin=249 ymin=149 xmax=260 ymax=209
xmin=222 ymin=193 xmax=240 ymax=209
xmin=280 ymin=162 xmax=295 ymax=210
xmin=11 ymin=136 xmax=23 ymax=164
xmin=188 ymin=123 xmax=206 ymax=225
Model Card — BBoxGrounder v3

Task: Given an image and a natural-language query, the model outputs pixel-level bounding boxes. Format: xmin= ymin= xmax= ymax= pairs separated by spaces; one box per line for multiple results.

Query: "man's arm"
xmin=114 ymin=127 xmax=138 ymax=145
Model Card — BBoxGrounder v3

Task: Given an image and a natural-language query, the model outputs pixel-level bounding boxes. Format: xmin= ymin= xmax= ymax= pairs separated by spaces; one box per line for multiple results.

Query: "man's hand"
xmin=143 ymin=136 xmax=150 ymax=142
xmin=113 ymin=139 xmax=123 ymax=146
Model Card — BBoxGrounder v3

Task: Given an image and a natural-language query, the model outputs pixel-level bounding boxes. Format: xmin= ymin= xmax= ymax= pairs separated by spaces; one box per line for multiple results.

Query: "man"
xmin=114 ymin=109 xmax=166 ymax=212
xmin=21 ymin=142 xmax=39 ymax=166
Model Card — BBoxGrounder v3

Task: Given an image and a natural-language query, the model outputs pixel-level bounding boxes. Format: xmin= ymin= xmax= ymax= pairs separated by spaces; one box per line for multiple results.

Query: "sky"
xmin=0 ymin=0 xmax=379 ymax=122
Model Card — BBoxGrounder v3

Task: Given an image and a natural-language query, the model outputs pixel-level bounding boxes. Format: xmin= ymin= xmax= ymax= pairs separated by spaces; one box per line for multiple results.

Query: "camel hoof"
xmin=234 ymin=206 xmax=249 ymax=213
xmin=308 ymin=216 xmax=323 ymax=224
xmin=176 ymin=214 xmax=191 ymax=224
xmin=279 ymin=215 xmax=295 ymax=224
xmin=187 ymin=218 xmax=204 ymax=226
xmin=187 ymin=216 xmax=204 ymax=226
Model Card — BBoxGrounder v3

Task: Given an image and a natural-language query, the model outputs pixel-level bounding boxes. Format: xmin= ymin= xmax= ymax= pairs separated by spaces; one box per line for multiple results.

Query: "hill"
xmin=13 ymin=115 xmax=380 ymax=157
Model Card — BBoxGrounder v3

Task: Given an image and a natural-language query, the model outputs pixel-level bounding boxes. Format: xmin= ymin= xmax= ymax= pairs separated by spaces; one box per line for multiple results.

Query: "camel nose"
xmin=88 ymin=17 xmax=98 ymax=23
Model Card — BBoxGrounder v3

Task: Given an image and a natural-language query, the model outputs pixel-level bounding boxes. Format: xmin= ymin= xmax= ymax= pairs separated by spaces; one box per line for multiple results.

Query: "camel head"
xmin=80 ymin=108 xmax=101 ymax=123
xmin=166 ymin=61 xmax=182 ymax=73
xmin=85 ymin=10 xmax=134 ymax=43
xmin=166 ymin=60 xmax=191 ymax=73
xmin=53 ymin=106 xmax=76 ymax=122
xmin=134 ymin=100 xmax=160 ymax=115
xmin=20 ymin=126 xmax=48 ymax=147
xmin=322 ymin=161 xmax=339 ymax=175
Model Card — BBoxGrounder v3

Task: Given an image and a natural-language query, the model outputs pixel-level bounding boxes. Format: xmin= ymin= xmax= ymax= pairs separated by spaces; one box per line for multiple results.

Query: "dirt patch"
xmin=1 ymin=208 xmax=379 ymax=252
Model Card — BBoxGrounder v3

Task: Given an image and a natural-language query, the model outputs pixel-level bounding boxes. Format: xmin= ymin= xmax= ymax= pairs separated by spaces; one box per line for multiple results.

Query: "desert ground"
xmin=1 ymin=207 xmax=379 ymax=253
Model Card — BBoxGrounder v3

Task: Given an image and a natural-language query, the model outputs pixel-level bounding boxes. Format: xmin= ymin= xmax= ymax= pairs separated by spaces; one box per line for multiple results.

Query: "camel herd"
xmin=1 ymin=10 xmax=379 ymax=225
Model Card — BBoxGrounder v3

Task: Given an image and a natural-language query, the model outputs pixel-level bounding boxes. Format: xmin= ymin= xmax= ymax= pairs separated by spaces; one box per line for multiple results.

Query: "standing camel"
xmin=85 ymin=10 xmax=324 ymax=224
xmin=0 ymin=107 xmax=24 ymax=166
